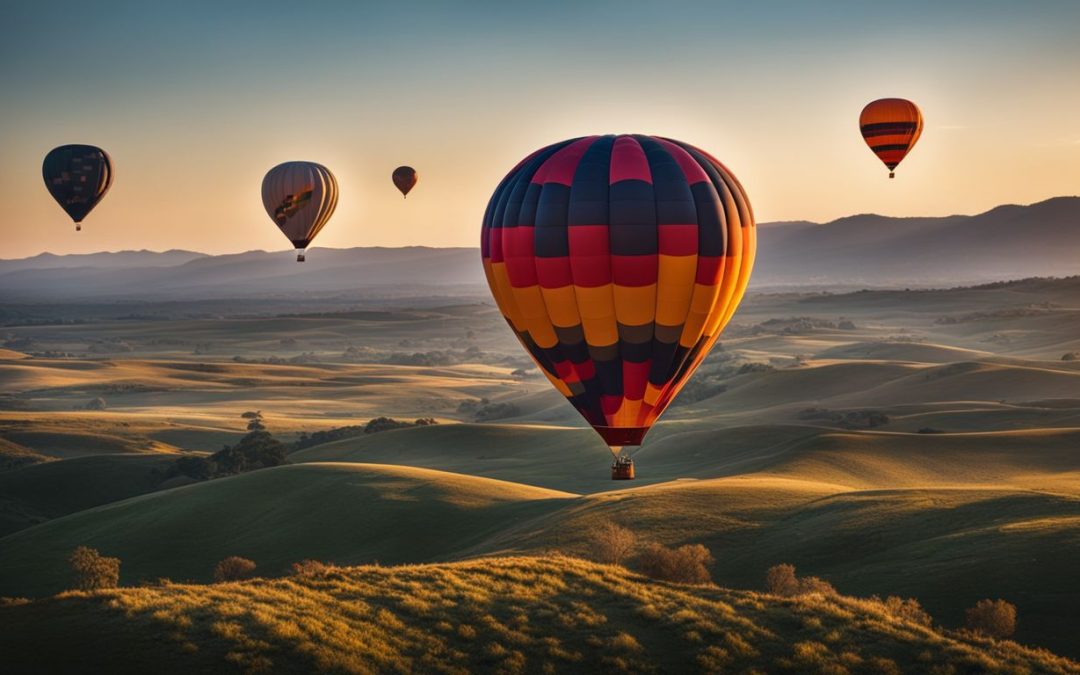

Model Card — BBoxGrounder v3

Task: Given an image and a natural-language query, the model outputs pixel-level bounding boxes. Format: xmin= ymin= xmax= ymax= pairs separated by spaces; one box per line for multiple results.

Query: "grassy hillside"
xmin=3 ymin=453 xmax=1077 ymax=656
xmin=488 ymin=478 xmax=1080 ymax=657
xmin=290 ymin=422 xmax=1080 ymax=494
xmin=0 ymin=454 xmax=178 ymax=536
xmin=0 ymin=463 xmax=573 ymax=596
xmin=2 ymin=556 xmax=1076 ymax=675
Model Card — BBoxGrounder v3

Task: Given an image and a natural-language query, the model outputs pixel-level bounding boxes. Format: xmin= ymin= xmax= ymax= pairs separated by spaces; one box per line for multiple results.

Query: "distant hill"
xmin=0 ymin=246 xmax=483 ymax=301
xmin=755 ymin=196 xmax=1080 ymax=286
xmin=0 ymin=249 xmax=206 ymax=274
xmin=1 ymin=197 xmax=1078 ymax=299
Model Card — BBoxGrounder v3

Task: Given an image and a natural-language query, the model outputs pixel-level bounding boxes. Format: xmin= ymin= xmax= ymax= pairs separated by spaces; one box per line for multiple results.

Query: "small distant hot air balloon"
xmin=860 ymin=98 xmax=923 ymax=178
xmin=481 ymin=135 xmax=756 ymax=480
xmin=392 ymin=166 xmax=418 ymax=198
xmin=42 ymin=145 xmax=113 ymax=231
xmin=261 ymin=161 xmax=338 ymax=262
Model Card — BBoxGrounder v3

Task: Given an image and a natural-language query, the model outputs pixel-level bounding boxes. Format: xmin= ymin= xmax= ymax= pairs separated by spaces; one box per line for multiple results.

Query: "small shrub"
xmin=68 ymin=546 xmax=120 ymax=590
xmin=637 ymin=543 xmax=714 ymax=584
xmin=588 ymin=522 xmax=637 ymax=566
xmin=213 ymin=556 xmax=257 ymax=582
xmin=85 ymin=397 xmax=107 ymax=411
xmin=291 ymin=559 xmax=334 ymax=577
xmin=1062 ymin=352 xmax=1078 ymax=361
xmin=764 ymin=564 xmax=836 ymax=596
xmin=798 ymin=576 xmax=837 ymax=596
xmin=882 ymin=596 xmax=933 ymax=626
xmin=765 ymin=564 xmax=800 ymax=596
xmin=965 ymin=599 xmax=1017 ymax=638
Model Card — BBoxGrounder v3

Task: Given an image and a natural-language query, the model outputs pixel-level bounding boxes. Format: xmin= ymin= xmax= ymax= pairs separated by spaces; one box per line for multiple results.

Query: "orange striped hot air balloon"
xmin=480 ymin=135 xmax=756 ymax=479
xmin=859 ymin=98 xmax=923 ymax=178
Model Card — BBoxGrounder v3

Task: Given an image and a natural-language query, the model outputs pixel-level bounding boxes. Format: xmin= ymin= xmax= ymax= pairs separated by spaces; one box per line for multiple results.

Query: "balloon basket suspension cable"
xmin=610 ymin=447 xmax=635 ymax=481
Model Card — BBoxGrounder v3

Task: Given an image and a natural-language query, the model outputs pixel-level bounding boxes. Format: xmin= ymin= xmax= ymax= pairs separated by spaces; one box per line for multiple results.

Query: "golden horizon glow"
xmin=2 ymin=2 xmax=1078 ymax=258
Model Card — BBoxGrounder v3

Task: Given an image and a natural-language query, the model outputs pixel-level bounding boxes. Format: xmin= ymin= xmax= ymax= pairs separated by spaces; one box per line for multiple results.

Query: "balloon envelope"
xmin=392 ymin=166 xmax=418 ymax=197
xmin=42 ymin=145 xmax=113 ymax=228
xmin=859 ymin=98 xmax=923 ymax=177
xmin=261 ymin=161 xmax=338 ymax=259
xmin=481 ymin=135 xmax=756 ymax=450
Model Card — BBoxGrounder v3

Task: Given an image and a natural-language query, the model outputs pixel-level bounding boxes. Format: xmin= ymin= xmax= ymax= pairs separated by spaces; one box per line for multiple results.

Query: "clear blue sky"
xmin=3 ymin=0 xmax=1079 ymax=256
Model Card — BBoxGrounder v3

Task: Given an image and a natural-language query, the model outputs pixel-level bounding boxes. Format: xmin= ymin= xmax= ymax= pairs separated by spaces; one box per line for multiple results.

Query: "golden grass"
xmin=1 ymin=556 xmax=1076 ymax=674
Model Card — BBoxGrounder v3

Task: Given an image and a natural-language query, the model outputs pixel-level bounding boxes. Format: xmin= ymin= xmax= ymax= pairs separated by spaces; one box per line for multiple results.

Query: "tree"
xmin=213 ymin=556 xmax=257 ymax=582
xmin=245 ymin=411 xmax=266 ymax=432
xmin=637 ymin=543 xmax=714 ymax=584
xmin=68 ymin=546 xmax=120 ymax=590
xmin=764 ymin=563 xmax=836 ymax=596
xmin=765 ymin=564 xmax=800 ymax=596
xmin=172 ymin=454 xmax=214 ymax=480
xmin=965 ymin=599 xmax=1017 ymax=639
xmin=588 ymin=522 xmax=637 ymax=565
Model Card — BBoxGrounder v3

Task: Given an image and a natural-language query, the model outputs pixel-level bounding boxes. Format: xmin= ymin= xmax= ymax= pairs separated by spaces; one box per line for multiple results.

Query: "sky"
xmin=2 ymin=0 xmax=1079 ymax=258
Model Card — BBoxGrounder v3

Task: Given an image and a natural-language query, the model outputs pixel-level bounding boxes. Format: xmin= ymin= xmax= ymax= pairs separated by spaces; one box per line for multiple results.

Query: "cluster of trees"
xmin=588 ymin=521 xmax=715 ymax=585
xmin=585 ymin=522 xmax=1019 ymax=641
xmin=65 ymin=547 xmax=337 ymax=589
xmin=291 ymin=417 xmax=437 ymax=452
xmin=170 ymin=413 xmax=441 ymax=479
xmin=213 ymin=556 xmax=337 ymax=582
xmin=456 ymin=398 xmax=521 ymax=421
xmin=797 ymin=407 xmax=890 ymax=429
xmin=763 ymin=563 xmax=1017 ymax=639
xmin=748 ymin=316 xmax=856 ymax=336
xmin=170 ymin=412 xmax=287 ymax=480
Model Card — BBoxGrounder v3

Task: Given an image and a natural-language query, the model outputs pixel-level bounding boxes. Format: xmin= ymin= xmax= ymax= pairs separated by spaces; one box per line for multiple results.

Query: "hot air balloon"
xmin=481 ymin=135 xmax=756 ymax=479
xmin=859 ymin=98 xmax=923 ymax=178
xmin=261 ymin=161 xmax=338 ymax=262
xmin=42 ymin=145 xmax=113 ymax=231
xmin=392 ymin=166 xmax=418 ymax=198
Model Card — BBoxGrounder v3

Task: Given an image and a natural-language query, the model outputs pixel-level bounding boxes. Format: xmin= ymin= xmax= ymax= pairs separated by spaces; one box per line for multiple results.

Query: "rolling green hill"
xmin=1 ymin=556 xmax=1076 ymax=675
xmin=0 ymin=454 xmax=178 ymax=536
xmin=3 ymin=450 xmax=1077 ymax=656
xmin=0 ymin=463 xmax=574 ymax=596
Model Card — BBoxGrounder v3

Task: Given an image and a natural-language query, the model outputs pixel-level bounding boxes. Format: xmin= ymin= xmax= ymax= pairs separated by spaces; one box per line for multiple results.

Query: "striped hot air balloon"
xmin=261 ymin=161 xmax=338 ymax=262
xmin=42 ymin=145 xmax=113 ymax=231
xmin=480 ymin=135 xmax=756 ymax=478
xmin=859 ymin=98 xmax=923 ymax=178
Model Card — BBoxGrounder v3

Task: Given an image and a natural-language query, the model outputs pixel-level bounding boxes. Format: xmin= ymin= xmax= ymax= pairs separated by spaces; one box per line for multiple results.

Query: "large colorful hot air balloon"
xmin=42 ymin=145 xmax=113 ymax=231
xmin=481 ymin=135 xmax=755 ymax=479
xmin=859 ymin=98 xmax=923 ymax=178
xmin=392 ymin=166 xmax=418 ymax=198
xmin=261 ymin=161 xmax=338 ymax=262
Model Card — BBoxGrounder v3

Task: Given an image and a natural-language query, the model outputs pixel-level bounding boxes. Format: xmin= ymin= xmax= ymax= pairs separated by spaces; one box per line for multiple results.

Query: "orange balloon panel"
xmin=859 ymin=98 xmax=923 ymax=177
xmin=480 ymin=135 xmax=756 ymax=448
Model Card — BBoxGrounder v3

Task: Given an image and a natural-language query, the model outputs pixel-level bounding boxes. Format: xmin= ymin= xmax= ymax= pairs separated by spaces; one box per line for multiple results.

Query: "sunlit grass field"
xmin=3 ymin=556 xmax=1077 ymax=674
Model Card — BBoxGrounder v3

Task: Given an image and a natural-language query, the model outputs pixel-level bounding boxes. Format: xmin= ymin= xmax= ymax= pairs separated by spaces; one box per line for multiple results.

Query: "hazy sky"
xmin=2 ymin=0 xmax=1078 ymax=257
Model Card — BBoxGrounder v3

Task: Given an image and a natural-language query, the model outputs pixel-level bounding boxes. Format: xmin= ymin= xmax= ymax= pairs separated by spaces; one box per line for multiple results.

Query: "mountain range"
xmin=2 ymin=197 xmax=1077 ymax=301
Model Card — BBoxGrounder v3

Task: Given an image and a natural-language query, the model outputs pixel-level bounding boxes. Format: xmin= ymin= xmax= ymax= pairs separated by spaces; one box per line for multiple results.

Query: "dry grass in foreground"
xmin=2 ymin=556 xmax=1077 ymax=674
